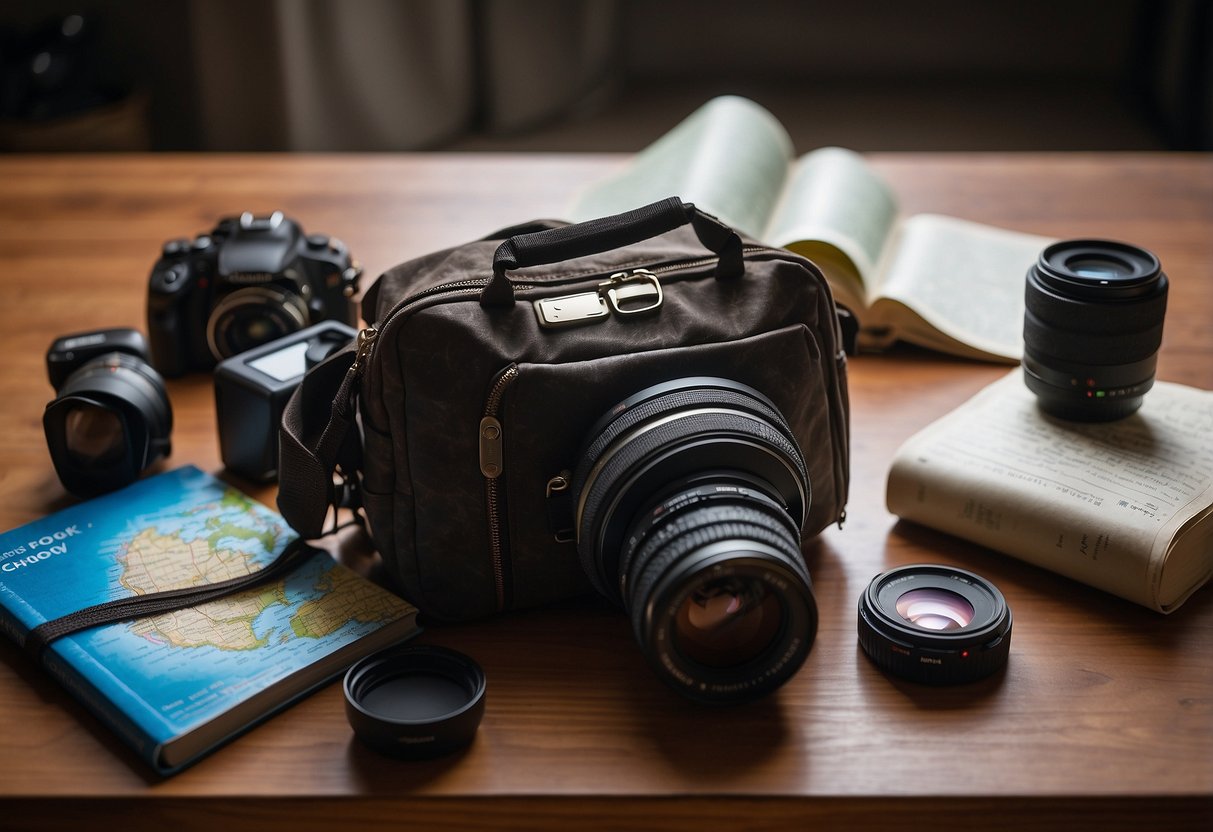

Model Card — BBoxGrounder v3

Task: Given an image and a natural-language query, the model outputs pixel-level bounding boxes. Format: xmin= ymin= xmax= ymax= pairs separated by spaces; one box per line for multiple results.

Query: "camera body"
xmin=214 ymin=320 xmax=356 ymax=482
xmin=43 ymin=328 xmax=172 ymax=497
xmin=146 ymin=211 xmax=361 ymax=376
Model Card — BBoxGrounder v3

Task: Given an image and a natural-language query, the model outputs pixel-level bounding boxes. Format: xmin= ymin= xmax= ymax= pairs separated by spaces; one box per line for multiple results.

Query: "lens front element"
xmin=859 ymin=564 xmax=1012 ymax=685
xmin=674 ymin=574 xmax=784 ymax=668
xmin=64 ymin=403 xmax=126 ymax=466
xmin=895 ymin=588 xmax=975 ymax=631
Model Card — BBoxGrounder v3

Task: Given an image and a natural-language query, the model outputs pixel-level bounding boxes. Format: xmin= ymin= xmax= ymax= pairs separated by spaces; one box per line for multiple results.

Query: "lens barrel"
xmin=206 ymin=285 xmax=309 ymax=361
xmin=1023 ymin=239 xmax=1168 ymax=421
xmin=43 ymin=352 xmax=173 ymax=496
xmin=858 ymin=565 xmax=1012 ymax=685
xmin=573 ymin=378 xmax=817 ymax=703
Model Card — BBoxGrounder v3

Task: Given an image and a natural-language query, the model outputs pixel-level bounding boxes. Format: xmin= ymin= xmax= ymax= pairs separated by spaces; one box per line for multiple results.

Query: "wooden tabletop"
xmin=0 ymin=153 xmax=1210 ymax=831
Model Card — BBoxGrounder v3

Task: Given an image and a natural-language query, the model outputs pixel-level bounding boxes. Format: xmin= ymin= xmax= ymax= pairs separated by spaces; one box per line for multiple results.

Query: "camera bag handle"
xmin=482 ymin=197 xmax=744 ymax=306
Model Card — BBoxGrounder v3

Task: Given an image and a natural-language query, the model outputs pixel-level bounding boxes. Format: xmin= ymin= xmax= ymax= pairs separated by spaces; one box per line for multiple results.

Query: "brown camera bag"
xmin=278 ymin=198 xmax=851 ymax=621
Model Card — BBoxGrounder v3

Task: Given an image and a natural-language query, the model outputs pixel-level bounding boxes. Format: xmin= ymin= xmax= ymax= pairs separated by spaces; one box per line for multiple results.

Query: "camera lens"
xmin=858 ymin=565 xmax=1012 ymax=685
xmin=1023 ymin=239 xmax=1168 ymax=421
xmin=206 ymin=285 xmax=309 ymax=360
xmin=64 ymin=403 xmax=125 ymax=466
xmin=573 ymin=378 xmax=817 ymax=704
xmin=44 ymin=352 xmax=172 ymax=497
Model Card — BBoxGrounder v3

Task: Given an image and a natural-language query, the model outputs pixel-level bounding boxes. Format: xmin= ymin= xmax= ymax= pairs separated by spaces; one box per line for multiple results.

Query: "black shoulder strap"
xmin=277 ymin=342 xmax=364 ymax=538
xmin=24 ymin=537 xmax=315 ymax=662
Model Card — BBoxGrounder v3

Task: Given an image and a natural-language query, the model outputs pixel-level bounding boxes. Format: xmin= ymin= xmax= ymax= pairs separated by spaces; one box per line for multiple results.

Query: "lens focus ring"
xmin=577 ymin=409 xmax=807 ymax=598
xmin=621 ymin=499 xmax=802 ymax=598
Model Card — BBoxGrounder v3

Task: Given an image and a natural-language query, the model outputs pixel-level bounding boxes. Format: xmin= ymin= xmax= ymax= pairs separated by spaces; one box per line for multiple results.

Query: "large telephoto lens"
xmin=1023 ymin=239 xmax=1168 ymax=421
xmin=572 ymin=378 xmax=818 ymax=704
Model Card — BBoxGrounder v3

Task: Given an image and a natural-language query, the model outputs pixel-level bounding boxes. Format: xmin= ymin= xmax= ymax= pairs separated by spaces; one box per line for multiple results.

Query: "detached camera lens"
xmin=1023 ymin=239 xmax=1168 ymax=421
xmin=44 ymin=352 xmax=172 ymax=497
xmin=573 ymin=377 xmax=817 ymax=704
xmin=858 ymin=565 xmax=1012 ymax=685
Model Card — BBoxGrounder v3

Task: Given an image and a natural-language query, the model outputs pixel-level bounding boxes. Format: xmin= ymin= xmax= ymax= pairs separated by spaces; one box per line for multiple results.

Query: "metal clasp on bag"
xmin=598 ymin=269 xmax=663 ymax=316
xmin=532 ymin=268 xmax=664 ymax=329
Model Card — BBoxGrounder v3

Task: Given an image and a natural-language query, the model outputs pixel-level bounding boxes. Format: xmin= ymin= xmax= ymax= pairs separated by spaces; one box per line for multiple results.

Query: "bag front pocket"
xmin=496 ymin=323 xmax=845 ymax=612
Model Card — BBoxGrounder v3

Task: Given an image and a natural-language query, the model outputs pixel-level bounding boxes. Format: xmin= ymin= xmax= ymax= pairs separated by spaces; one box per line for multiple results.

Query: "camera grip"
xmin=482 ymin=197 xmax=744 ymax=307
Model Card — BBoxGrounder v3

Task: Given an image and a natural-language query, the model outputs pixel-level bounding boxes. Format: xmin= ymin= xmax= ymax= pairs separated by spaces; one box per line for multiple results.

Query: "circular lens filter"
xmin=857 ymin=564 xmax=1012 ymax=685
xmin=344 ymin=645 xmax=486 ymax=759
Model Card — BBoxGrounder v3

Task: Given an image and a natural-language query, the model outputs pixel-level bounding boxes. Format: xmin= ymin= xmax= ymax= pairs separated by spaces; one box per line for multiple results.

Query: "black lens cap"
xmin=344 ymin=645 xmax=486 ymax=759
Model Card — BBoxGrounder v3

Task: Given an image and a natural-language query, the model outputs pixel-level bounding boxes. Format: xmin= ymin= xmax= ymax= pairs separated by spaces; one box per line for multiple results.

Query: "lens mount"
xmin=858 ymin=564 xmax=1012 ymax=685
xmin=207 ymin=285 xmax=309 ymax=361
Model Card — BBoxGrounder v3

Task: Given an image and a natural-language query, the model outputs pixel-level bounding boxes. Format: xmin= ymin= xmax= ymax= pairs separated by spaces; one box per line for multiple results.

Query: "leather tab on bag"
xmin=278 ymin=344 xmax=360 ymax=539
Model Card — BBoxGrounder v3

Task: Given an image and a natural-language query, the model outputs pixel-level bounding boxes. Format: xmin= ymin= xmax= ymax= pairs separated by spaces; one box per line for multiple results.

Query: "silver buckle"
xmin=599 ymin=269 xmax=663 ymax=316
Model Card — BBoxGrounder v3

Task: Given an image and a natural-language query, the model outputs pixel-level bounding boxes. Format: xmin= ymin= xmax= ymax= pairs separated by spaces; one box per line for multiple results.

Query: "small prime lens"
xmin=1024 ymin=239 xmax=1168 ymax=421
xmin=573 ymin=378 xmax=817 ymax=704
xmin=858 ymin=564 xmax=1012 ymax=685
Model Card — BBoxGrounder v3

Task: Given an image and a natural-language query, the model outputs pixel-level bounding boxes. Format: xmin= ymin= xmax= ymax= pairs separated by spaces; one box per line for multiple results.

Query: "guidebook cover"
xmin=0 ymin=465 xmax=418 ymax=774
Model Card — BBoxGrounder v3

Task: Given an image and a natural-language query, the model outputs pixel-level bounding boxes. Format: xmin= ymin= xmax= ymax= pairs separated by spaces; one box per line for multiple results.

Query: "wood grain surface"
xmin=0 ymin=153 xmax=1210 ymax=831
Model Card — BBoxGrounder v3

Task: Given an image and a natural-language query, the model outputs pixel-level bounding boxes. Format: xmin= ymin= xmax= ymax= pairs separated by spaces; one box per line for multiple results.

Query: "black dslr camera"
xmin=146 ymin=211 xmax=362 ymax=376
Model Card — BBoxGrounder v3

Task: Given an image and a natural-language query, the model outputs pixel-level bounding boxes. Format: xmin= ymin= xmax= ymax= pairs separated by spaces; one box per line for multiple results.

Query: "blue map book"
xmin=0 ymin=466 xmax=418 ymax=774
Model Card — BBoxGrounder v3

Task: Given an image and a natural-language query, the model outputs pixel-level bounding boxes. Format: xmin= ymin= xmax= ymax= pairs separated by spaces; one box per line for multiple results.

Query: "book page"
xmin=875 ymin=214 xmax=1053 ymax=361
xmin=767 ymin=147 xmax=899 ymax=295
xmin=567 ymin=96 xmax=794 ymax=239
xmin=887 ymin=372 xmax=1213 ymax=612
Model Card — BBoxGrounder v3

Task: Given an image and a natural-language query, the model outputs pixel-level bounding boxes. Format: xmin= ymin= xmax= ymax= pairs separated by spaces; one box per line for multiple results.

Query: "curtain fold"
xmin=189 ymin=0 xmax=622 ymax=151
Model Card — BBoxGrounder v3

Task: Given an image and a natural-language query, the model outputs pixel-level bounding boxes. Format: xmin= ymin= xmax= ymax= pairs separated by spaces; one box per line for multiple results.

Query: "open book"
xmin=886 ymin=372 xmax=1213 ymax=613
xmin=570 ymin=96 xmax=1054 ymax=362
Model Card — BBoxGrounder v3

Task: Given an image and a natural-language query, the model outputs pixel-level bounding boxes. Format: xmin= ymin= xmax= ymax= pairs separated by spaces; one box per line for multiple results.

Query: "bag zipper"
xmin=346 ymin=250 xmax=774 ymax=412
xmin=480 ymin=364 xmax=519 ymax=610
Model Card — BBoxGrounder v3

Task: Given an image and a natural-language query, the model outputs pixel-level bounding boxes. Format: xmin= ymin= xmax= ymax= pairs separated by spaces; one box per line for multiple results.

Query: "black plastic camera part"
xmin=146 ymin=211 xmax=361 ymax=376
xmin=858 ymin=564 xmax=1012 ymax=685
xmin=344 ymin=645 xmax=486 ymax=760
xmin=43 ymin=328 xmax=172 ymax=497
xmin=1023 ymin=239 xmax=1168 ymax=422
xmin=214 ymin=320 xmax=356 ymax=482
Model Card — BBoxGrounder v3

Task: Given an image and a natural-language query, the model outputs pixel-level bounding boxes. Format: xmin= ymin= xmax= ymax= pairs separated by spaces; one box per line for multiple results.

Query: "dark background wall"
xmin=1 ymin=0 xmax=1209 ymax=153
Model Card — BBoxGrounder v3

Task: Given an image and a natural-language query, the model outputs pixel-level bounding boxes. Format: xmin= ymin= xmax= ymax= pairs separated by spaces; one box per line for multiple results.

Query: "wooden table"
xmin=0 ymin=153 xmax=1210 ymax=830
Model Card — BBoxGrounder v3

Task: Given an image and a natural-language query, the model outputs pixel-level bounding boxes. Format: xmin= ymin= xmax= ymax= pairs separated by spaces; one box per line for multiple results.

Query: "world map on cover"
xmin=0 ymin=466 xmax=411 ymax=734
